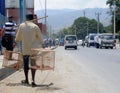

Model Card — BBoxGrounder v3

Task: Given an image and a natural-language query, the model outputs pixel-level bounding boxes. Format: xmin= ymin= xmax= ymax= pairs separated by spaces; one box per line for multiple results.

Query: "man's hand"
xmin=13 ymin=42 xmax=17 ymax=48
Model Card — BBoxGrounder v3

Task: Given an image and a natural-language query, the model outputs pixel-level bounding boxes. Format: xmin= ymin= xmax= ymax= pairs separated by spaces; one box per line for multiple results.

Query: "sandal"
xmin=31 ymin=82 xmax=37 ymax=87
xmin=21 ymin=80 xmax=29 ymax=85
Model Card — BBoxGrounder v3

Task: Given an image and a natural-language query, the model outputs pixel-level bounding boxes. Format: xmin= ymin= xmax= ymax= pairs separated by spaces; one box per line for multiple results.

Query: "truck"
xmin=94 ymin=33 xmax=115 ymax=49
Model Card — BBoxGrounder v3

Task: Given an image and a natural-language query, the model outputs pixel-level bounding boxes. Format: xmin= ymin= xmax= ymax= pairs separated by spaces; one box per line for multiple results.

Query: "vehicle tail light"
xmin=64 ymin=41 xmax=66 ymax=44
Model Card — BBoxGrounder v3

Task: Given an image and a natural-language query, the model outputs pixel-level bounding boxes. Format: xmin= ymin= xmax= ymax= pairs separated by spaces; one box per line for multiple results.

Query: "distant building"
xmin=4 ymin=0 xmax=46 ymax=35
xmin=38 ymin=23 xmax=47 ymax=35
xmin=5 ymin=0 xmax=34 ymax=23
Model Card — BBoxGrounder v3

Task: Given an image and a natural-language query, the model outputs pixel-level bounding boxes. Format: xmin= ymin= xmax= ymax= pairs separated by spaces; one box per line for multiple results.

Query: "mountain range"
xmin=35 ymin=8 xmax=112 ymax=33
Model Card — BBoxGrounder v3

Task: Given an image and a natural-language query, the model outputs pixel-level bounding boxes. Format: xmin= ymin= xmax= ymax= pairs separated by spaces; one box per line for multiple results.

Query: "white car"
xmin=77 ymin=39 xmax=83 ymax=46
xmin=64 ymin=35 xmax=77 ymax=50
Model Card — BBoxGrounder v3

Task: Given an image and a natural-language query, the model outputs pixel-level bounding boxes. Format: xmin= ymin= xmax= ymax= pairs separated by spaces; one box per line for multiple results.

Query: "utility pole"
xmin=95 ymin=12 xmax=101 ymax=34
xmin=74 ymin=25 xmax=77 ymax=35
xmin=45 ymin=0 xmax=48 ymax=38
xmin=87 ymin=21 xmax=89 ymax=36
xmin=113 ymin=1 xmax=116 ymax=38
xmin=45 ymin=0 xmax=47 ymax=25
xmin=19 ymin=0 xmax=26 ymax=52
xmin=83 ymin=10 xmax=86 ymax=17
xmin=49 ymin=25 xmax=52 ymax=39
xmin=19 ymin=0 xmax=26 ymax=23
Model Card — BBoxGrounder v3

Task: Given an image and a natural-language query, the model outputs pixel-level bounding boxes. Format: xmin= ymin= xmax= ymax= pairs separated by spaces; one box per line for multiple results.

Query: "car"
xmin=64 ymin=35 xmax=77 ymax=50
xmin=77 ymin=39 xmax=83 ymax=46
xmin=59 ymin=39 xmax=64 ymax=46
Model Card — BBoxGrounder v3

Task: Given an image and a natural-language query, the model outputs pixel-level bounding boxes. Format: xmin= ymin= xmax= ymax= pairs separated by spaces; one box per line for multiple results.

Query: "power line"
xmin=86 ymin=21 xmax=89 ymax=36
xmin=39 ymin=0 xmax=45 ymax=14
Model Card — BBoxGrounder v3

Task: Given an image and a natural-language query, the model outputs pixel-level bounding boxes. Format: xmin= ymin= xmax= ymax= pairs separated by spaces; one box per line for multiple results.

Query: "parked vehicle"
xmin=59 ymin=39 xmax=64 ymax=46
xmin=85 ymin=33 xmax=97 ymax=47
xmin=77 ymin=39 xmax=82 ymax=46
xmin=64 ymin=35 xmax=77 ymax=50
xmin=94 ymin=33 xmax=115 ymax=49
xmin=55 ymin=39 xmax=59 ymax=46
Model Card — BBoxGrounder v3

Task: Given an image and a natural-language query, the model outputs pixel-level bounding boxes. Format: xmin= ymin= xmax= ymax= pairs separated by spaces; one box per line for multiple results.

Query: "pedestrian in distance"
xmin=82 ymin=39 xmax=85 ymax=47
xmin=1 ymin=16 xmax=17 ymax=58
xmin=15 ymin=14 xmax=44 ymax=87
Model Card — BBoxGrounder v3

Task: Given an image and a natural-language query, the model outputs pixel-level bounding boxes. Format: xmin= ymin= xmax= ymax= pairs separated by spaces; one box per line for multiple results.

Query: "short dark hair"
xmin=9 ymin=16 xmax=13 ymax=18
xmin=26 ymin=14 xmax=34 ymax=21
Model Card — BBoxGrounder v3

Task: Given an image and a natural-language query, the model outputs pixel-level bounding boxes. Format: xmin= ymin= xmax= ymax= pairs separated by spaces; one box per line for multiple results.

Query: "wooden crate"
xmin=2 ymin=50 xmax=23 ymax=70
xmin=29 ymin=48 xmax=55 ymax=71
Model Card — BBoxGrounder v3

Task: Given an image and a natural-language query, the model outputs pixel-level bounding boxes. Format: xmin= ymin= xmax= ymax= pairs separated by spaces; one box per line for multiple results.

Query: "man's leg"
xmin=22 ymin=55 xmax=29 ymax=84
xmin=30 ymin=59 xmax=37 ymax=86
xmin=31 ymin=69 xmax=36 ymax=83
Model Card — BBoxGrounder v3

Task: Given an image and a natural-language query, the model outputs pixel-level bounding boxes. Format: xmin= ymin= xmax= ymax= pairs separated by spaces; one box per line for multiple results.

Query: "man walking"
xmin=15 ymin=14 xmax=44 ymax=87
xmin=2 ymin=16 xmax=17 ymax=51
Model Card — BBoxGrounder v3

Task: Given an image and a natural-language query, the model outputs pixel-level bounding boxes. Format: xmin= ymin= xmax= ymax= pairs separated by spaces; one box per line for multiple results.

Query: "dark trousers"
xmin=23 ymin=55 xmax=30 ymax=70
xmin=23 ymin=55 xmax=36 ymax=82
xmin=4 ymin=34 xmax=14 ymax=51
xmin=23 ymin=55 xmax=36 ymax=70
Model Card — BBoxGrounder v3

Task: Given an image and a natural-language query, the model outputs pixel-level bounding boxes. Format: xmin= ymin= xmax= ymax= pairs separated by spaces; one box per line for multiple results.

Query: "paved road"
xmin=63 ymin=46 xmax=120 ymax=93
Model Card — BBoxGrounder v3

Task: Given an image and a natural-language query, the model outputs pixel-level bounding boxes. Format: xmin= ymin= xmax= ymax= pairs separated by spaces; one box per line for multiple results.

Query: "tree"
xmin=106 ymin=0 xmax=120 ymax=8
xmin=104 ymin=25 xmax=113 ymax=33
xmin=71 ymin=17 xmax=104 ymax=39
xmin=106 ymin=0 xmax=120 ymax=33
xmin=56 ymin=17 xmax=104 ymax=40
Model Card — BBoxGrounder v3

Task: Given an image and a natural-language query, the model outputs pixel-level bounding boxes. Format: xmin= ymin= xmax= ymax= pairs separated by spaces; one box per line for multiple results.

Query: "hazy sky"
xmin=34 ymin=0 xmax=109 ymax=11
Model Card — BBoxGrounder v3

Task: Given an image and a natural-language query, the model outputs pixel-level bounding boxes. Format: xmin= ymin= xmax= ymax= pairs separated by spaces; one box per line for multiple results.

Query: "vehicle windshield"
xmin=66 ymin=36 xmax=76 ymax=40
xmin=90 ymin=35 xmax=96 ymax=40
xmin=101 ymin=35 xmax=114 ymax=40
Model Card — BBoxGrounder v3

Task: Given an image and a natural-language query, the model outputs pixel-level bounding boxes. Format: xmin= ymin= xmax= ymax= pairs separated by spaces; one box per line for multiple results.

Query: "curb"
xmin=0 ymin=67 xmax=17 ymax=81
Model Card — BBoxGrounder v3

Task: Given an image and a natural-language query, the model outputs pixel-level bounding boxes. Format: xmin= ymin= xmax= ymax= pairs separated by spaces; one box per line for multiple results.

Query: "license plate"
xmin=69 ymin=40 xmax=73 ymax=43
